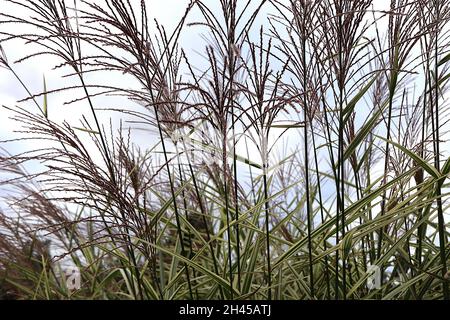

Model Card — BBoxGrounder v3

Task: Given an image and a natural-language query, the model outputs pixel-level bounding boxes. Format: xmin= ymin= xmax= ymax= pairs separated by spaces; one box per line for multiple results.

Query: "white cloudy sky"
xmin=1 ymin=0 xmax=447 ymax=203
xmin=0 ymin=0 xmax=392 ymax=155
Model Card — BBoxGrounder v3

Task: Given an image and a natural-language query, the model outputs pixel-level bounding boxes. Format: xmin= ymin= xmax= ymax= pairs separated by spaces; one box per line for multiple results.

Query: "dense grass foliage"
xmin=0 ymin=0 xmax=449 ymax=300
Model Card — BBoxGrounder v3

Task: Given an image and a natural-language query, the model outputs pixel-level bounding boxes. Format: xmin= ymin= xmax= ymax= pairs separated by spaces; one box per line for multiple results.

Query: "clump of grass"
xmin=0 ymin=0 xmax=449 ymax=300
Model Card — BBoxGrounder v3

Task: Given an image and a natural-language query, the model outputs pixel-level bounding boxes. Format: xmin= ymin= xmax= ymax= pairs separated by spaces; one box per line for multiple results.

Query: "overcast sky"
xmin=1 ymin=0 xmax=448 ymax=206
xmin=0 ymin=0 xmax=393 ymax=155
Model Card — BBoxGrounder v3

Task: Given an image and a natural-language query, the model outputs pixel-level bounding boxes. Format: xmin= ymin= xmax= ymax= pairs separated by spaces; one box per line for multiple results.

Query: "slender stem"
xmin=181 ymin=132 xmax=224 ymax=299
xmin=222 ymin=134 xmax=234 ymax=299
xmin=311 ymin=120 xmax=330 ymax=299
xmin=433 ymin=0 xmax=449 ymax=300
xmin=301 ymin=5 xmax=314 ymax=297
xmin=153 ymin=107 xmax=193 ymax=298
xmin=175 ymin=144 xmax=195 ymax=299
xmin=263 ymin=160 xmax=272 ymax=300
xmin=377 ymin=22 xmax=398 ymax=291
xmin=227 ymin=4 xmax=241 ymax=292
xmin=417 ymin=49 xmax=429 ymax=268
xmin=336 ymin=0 xmax=346 ymax=299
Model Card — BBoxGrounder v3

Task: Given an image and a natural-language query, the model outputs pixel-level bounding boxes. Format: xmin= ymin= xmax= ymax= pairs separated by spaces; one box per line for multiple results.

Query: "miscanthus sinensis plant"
xmin=0 ymin=0 xmax=449 ymax=300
